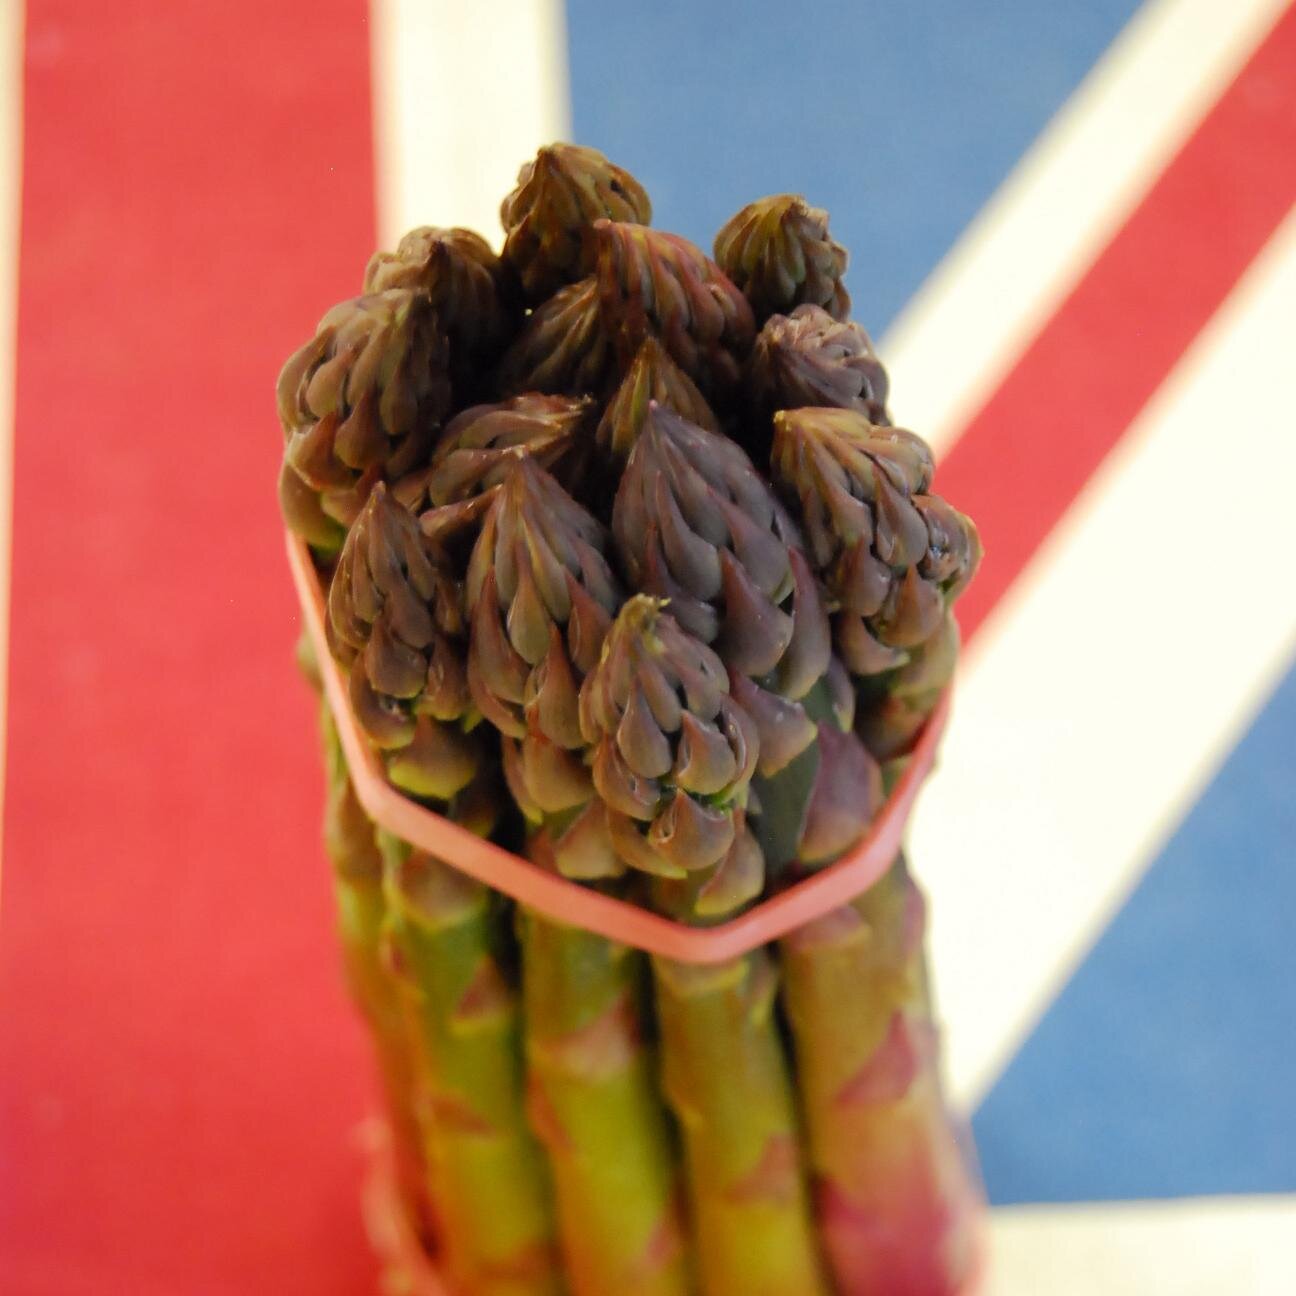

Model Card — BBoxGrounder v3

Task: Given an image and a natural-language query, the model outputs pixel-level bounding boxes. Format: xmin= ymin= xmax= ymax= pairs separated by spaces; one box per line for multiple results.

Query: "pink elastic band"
xmin=290 ymin=533 xmax=947 ymax=964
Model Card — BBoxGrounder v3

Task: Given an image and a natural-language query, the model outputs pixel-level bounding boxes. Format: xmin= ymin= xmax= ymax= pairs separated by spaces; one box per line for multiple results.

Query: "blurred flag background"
xmin=1 ymin=1 xmax=1293 ymax=1291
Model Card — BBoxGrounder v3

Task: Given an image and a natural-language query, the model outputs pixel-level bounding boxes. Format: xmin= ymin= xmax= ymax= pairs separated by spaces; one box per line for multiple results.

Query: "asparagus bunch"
xmin=279 ymin=140 xmax=984 ymax=1296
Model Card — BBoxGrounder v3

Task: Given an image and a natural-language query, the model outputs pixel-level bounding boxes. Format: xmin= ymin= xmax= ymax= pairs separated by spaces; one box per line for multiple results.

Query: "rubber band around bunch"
xmin=290 ymin=533 xmax=950 ymax=966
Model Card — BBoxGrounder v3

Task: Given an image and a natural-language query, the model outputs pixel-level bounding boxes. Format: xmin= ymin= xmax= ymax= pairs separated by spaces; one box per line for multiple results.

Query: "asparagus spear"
xmin=296 ymin=630 xmax=433 ymax=1246
xmin=279 ymin=152 xmax=993 ymax=1294
xmin=379 ymin=828 xmax=566 ymax=1296
xmin=611 ymin=407 xmax=911 ymax=1294
xmin=466 ymin=459 xmax=689 ymax=1296
xmin=781 ymin=859 xmax=980 ymax=1296
xmin=713 ymin=194 xmax=850 ymax=324
xmin=328 ymin=484 xmax=563 ymax=1293
xmin=654 ymin=953 xmax=815 ymax=1296
xmin=277 ymin=290 xmax=451 ymax=556
xmin=580 ymin=597 xmax=825 ymax=1296
xmin=517 ymin=899 xmax=688 ymax=1296
xmin=770 ymin=406 xmax=983 ymax=1294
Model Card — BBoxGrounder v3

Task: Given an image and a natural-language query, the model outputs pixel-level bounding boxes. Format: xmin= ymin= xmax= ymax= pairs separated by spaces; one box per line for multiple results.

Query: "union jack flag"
xmin=1 ymin=1 xmax=1292 ymax=1291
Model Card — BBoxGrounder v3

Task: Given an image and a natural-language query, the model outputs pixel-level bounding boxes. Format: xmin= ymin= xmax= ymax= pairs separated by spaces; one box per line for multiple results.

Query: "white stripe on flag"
xmin=913 ymin=203 xmax=1296 ymax=1110
xmin=987 ymin=1195 xmax=1296 ymax=1295
xmin=0 ymin=0 xmax=25 ymax=888
xmin=369 ymin=0 xmax=572 ymax=250
xmin=880 ymin=0 xmax=1291 ymax=455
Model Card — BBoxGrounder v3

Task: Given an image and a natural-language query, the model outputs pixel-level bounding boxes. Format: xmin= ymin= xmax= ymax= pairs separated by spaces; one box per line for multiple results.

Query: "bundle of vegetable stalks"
xmin=279 ymin=143 xmax=983 ymax=1296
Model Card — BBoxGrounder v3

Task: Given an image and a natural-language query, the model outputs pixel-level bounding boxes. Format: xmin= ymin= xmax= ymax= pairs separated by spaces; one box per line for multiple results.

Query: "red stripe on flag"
xmin=940 ymin=2 xmax=1296 ymax=641
xmin=0 ymin=4 xmax=379 ymax=1293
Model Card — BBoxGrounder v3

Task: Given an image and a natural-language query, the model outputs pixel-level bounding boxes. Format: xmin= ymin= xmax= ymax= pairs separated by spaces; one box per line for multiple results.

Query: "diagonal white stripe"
xmin=369 ymin=0 xmax=571 ymax=250
xmin=986 ymin=1195 xmax=1296 ymax=1295
xmin=913 ymin=203 xmax=1296 ymax=1110
xmin=0 ymin=0 xmax=25 ymax=892
xmin=880 ymin=0 xmax=1291 ymax=455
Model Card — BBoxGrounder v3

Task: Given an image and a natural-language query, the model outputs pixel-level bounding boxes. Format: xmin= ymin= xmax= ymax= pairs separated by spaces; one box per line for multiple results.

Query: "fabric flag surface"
xmin=0 ymin=1 xmax=1293 ymax=1292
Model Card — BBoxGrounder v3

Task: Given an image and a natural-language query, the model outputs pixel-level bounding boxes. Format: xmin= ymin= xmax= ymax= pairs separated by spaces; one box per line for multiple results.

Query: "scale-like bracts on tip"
xmin=465 ymin=456 xmax=623 ymax=878
xmin=751 ymin=304 xmax=890 ymax=428
xmin=420 ymin=392 xmax=595 ymax=507
xmin=611 ymin=403 xmax=881 ymax=871
xmin=714 ymin=194 xmax=850 ymax=323
xmin=278 ymin=290 xmax=450 ymax=554
xmin=612 ymin=405 xmax=826 ymax=766
xmin=611 ymin=406 xmax=818 ymax=683
xmin=364 ymin=225 xmax=518 ymax=382
xmin=597 ymin=337 xmax=718 ymax=466
xmin=595 ymin=220 xmax=756 ymax=407
xmin=579 ymin=596 xmax=764 ymax=916
xmin=497 ymin=276 xmax=615 ymax=399
xmin=327 ymin=483 xmax=482 ymax=801
xmin=771 ymin=408 xmax=980 ymax=678
xmin=501 ymin=143 xmax=653 ymax=303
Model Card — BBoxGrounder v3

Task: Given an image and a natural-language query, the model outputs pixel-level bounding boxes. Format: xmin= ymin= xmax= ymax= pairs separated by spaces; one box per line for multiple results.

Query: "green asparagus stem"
xmin=380 ymin=831 xmax=565 ymax=1296
xmin=781 ymin=860 xmax=980 ymax=1296
xmin=519 ymin=903 xmax=688 ymax=1296
xmin=655 ymin=952 xmax=825 ymax=1296
xmin=299 ymin=639 xmax=433 ymax=1247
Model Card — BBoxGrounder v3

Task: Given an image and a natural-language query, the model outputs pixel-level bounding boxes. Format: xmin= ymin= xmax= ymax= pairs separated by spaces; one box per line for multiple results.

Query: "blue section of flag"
xmin=973 ymin=651 xmax=1296 ymax=1204
xmin=565 ymin=0 xmax=1143 ymax=332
